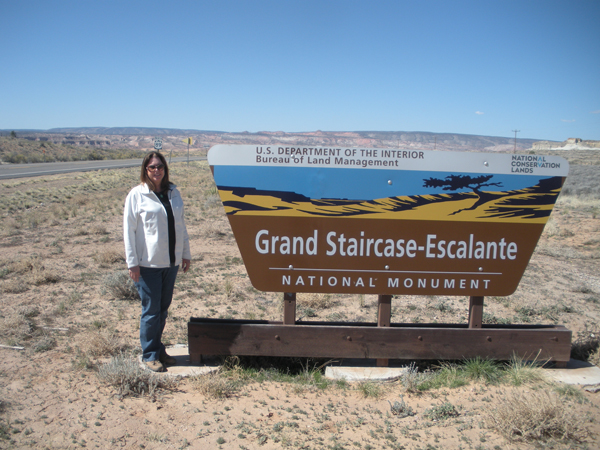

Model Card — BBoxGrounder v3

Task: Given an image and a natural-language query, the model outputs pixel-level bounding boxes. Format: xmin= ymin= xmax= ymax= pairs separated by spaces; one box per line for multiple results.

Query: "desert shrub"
xmin=357 ymin=380 xmax=384 ymax=398
xmin=222 ymin=277 xmax=244 ymax=301
xmin=30 ymin=268 xmax=60 ymax=286
xmin=0 ymin=217 xmax=21 ymax=237
xmin=400 ymin=363 xmax=431 ymax=393
xmin=0 ymin=312 xmax=36 ymax=344
xmin=72 ymin=194 xmax=89 ymax=206
xmin=423 ymin=402 xmax=459 ymax=420
xmin=388 ymin=396 xmax=415 ymax=418
xmin=89 ymin=225 xmax=109 ymax=235
xmin=571 ymin=330 xmax=600 ymax=363
xmin=101 ymin=271 xmax=139 ymax=300
xmin=0 ymin=306 xmax=58 ymax=350
xmin=49 ymin=204 xmax=69 ymax=222
xmin=73 ymin=227 xmax=89 ymax=236
xmin=1 ymin=279 xmax=28 ymax=294
xmin=32 ymin=334 xmax=56 ymax=353
xmin=301 ymin=293 xmax=335 ymax=310
xmin=97 ymin=354 xmax=177 ymax=398
xmin=9 ymin=256 xmax=43 ymax=274
xmin=199 ymin=219 xmax=227 ymax=239
xmin=0 ymin=417 xmax=10 ymax=441
xmin=16 ymin=305 xmax=40 ymax=318
xmin=3 ymin=256 xmax=59 ymax=288
xmin=486 ymin=390 xmax=588 ymax=442
xmin=192 ymin=369 xmax=243 ymax=399
xmin=92 ymin=249 xmax=124 ymax=267
xmin=77 ymin=328 xmax=130 ymax=358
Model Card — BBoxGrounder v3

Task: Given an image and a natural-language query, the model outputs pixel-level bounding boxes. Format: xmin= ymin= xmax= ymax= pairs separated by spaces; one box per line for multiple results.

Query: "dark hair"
xmin=140 ymin=152 xmax=170 ymax=191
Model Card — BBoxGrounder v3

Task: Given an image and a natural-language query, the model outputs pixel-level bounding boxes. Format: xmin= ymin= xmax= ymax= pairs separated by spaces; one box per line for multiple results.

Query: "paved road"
xmin=0 ymin=156 xmax=206 ymax=180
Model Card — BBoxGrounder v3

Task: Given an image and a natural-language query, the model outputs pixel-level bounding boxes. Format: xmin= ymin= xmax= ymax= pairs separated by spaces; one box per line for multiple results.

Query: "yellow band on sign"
xmin=183 ymin=138 xmax=193 ymax=145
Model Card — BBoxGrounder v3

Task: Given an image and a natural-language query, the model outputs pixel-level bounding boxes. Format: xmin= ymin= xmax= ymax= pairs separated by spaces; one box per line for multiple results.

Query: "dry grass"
xmin=0 ymin=135 xmax=145 ymax=163
xmin=77 ymin=328 xmax=130 ymax=359
xmin=0 ymin=305 xmax=57 ymax=352
xmin=486 ymin=389 xmax=589 ymax=443
xmin=0 ymin=256 xmax=60 ymax=292
xmin=199 ymin=218 xmax=228 ymax=239
xmin=97 ymin=354 xmax=177 ymax=398
xmin=1 ymin=279 xmax=29 ymax=294
xmin=92 ymin=248 xmax=125 ymax=267
xmin=0 ymin=311 xmax=36 ymax=345
xmin=101 ymin=271 xmax=139 ymax=300
xmin=8 ymin=256 xmax=44 ymax=274
xmin=191 ymin=369 xmax=243 ymax=399
xmin=503 ymin=354 xmax=547 ymax=386
xmin=300 ymin=293 xmax=336 ymax=310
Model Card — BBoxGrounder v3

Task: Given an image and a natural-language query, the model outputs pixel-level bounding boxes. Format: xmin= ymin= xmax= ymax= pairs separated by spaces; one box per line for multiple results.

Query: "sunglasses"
xmin=147 ymin=164 xmax=165 ymax=171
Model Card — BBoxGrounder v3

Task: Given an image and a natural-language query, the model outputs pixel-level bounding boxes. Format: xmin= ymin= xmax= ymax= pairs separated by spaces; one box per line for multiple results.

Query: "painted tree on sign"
xmin=423 ymin=174 xmax=504 ymax=215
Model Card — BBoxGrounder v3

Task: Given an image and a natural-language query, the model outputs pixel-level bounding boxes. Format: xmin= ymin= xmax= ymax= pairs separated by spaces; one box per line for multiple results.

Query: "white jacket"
xmin=123 ymin=183 xmax=191 ymax=269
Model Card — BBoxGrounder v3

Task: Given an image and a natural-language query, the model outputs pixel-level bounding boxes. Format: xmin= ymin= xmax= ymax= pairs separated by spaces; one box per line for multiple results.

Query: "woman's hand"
xmin=129 ymin=266 xmax=140 ymax=283
xmin=182 ymin=259 xmax=191 ymax=273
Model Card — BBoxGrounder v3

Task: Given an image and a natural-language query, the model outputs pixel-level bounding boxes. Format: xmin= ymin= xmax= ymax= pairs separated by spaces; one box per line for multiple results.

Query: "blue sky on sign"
xmin=214 ymin=165 xmax=548 ymax=201
xmin=1 ymin=0 xmax=599 ymax=141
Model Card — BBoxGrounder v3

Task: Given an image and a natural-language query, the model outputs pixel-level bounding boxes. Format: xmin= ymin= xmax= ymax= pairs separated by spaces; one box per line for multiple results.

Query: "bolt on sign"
xmin=208 ymin=145 xmax=568 ymax=296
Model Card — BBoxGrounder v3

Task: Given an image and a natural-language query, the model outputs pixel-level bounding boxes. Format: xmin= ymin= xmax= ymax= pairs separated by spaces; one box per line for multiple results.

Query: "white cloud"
xmin=591 ymin=110 xmax=600 ymax=114
xmin=561 ymin=119 xmax=576 ymax=123
xmin=475 ymin=111 xmax=484 ymax=115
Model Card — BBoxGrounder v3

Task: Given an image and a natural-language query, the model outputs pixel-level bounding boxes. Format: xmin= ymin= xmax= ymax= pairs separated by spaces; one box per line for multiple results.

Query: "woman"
xmin=123 ymin=152 xmax=191 ymax=372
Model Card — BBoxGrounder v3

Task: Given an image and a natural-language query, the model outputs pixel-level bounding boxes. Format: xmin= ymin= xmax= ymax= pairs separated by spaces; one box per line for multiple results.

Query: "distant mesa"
xmin=5 ymin=127 xmax=596 ymax=153
xmin=532 ymin=138 xmax=600 ymax=150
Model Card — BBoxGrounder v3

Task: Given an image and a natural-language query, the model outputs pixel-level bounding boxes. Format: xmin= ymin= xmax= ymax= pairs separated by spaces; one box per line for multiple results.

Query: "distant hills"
xmin=1 ymin=127 xmax=547 ymax=153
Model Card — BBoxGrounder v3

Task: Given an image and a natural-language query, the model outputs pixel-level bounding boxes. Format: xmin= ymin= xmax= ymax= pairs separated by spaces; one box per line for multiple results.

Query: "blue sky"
xmin=1 ymin=1 xmax=599 ymax=141
xmin=214 ymin=166 xmax=547 ymax=200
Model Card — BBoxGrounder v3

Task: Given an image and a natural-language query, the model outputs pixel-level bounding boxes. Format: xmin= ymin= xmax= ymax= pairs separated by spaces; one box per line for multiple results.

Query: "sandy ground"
xmin=1 ymin=160 xmax=599 ymax=449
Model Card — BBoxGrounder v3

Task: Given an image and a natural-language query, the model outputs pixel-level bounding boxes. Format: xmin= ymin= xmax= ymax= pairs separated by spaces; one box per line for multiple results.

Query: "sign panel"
xmin=208 ymin=145 xmax=568 ymax=296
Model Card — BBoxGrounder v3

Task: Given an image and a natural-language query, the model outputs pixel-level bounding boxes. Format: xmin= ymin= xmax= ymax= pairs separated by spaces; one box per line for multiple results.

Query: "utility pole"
xmin=512 ymin=130 xmax=520 ymax=152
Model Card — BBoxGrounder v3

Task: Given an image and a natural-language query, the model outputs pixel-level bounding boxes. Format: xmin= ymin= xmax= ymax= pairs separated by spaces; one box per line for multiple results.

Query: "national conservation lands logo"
xmin=208 ymin=145 xmax=568 ymax=296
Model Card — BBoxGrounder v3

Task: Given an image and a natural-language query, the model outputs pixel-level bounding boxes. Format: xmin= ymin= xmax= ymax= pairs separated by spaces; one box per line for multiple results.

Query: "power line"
xmin=512 ymin=129 xmax=521 ymax=152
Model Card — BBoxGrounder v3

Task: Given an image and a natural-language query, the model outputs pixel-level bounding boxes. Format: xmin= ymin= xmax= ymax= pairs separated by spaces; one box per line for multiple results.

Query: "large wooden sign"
xmin=208 ymin=145 xmax=568 ymax=296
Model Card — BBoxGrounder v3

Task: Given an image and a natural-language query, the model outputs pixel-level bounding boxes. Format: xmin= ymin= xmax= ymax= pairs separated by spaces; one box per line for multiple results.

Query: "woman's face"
xmin=146 ymin=156 xmax=165 ymax=189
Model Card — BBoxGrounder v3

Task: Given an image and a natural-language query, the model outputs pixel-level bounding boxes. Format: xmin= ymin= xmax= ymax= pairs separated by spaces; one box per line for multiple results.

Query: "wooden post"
xmin=377 ymin=295 xmax=392 ymax=366
xmin=468 ymin=296 xmax=484 ymax=329
xmin=283 ymin=292 xmax=296 ymax=325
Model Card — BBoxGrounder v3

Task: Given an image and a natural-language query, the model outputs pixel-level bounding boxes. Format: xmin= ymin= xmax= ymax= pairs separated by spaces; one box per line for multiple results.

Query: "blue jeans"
xmin=135 ymin=265 xmax=179 ymax=362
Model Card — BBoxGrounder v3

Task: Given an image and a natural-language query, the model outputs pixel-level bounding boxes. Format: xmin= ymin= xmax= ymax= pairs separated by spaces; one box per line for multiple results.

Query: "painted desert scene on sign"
xmin=217 ymin=174 xmax=564 ymax=223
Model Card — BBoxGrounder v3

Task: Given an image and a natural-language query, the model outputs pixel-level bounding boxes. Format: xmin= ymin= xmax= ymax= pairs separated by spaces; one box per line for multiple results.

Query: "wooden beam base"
xmin=188 ymin=318 xmax=571 ymax=364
